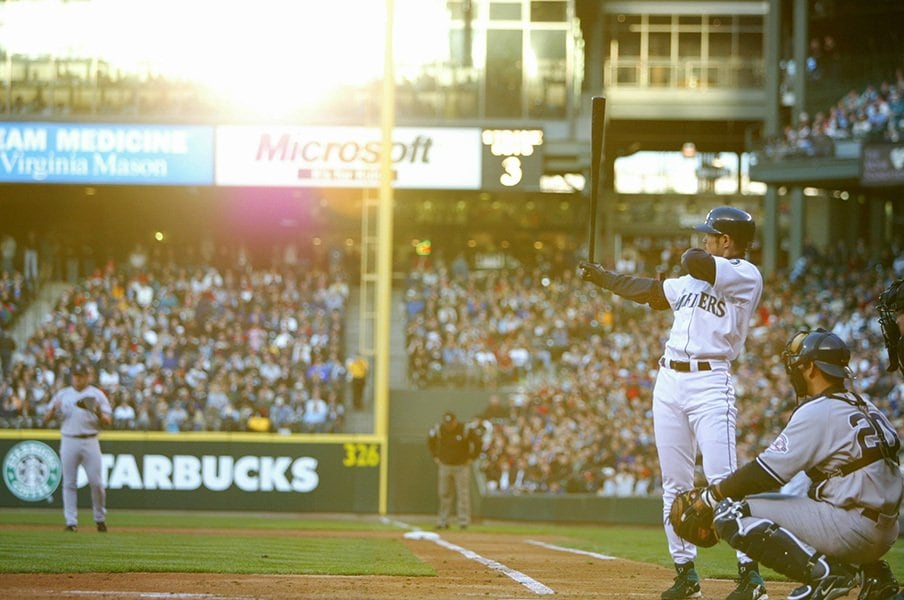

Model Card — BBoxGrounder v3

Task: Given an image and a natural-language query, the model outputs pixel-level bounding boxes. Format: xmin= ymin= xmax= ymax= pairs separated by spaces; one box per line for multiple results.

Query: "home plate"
xmin=404 ymin=530 xmax=440 ymax=540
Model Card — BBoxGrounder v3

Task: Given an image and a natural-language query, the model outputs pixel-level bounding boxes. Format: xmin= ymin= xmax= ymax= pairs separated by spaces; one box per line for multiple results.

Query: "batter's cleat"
xmin=858 ymin=560 xmax=899 ymax=600
xmin=96 ymin=521 xmax=107 ymax=532
xmin=64 ymin=525 xmax=78 ymax=532
xmin=661 ymin=562 xmax=701 ymax=600
xmin=435 ymin=523 xmax=448 ymax=530
xmin=726 ymin=561 xmax=768 ymax=600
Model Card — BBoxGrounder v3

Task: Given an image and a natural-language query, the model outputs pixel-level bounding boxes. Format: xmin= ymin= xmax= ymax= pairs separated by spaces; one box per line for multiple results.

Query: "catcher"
xmin=670 ymin=329 xmax=902 ymax=600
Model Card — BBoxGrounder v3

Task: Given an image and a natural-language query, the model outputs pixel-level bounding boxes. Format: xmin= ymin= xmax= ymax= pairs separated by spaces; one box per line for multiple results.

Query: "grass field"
xmin=1 ymin=508 xmax=900 ymax=582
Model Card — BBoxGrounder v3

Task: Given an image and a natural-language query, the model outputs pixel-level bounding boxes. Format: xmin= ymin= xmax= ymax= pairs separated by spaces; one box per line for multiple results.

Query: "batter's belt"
xmin=660 ymin=357 xmax=712 ymax=372
xmin=65 ymin=433 xmax=97 ymax=438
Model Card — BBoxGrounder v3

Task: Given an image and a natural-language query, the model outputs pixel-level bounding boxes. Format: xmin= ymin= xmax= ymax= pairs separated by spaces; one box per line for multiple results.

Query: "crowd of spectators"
xmin=4 ymin=230 xmax=904 ymax=498
xmin=404 ymin=241 xmax=904 ymax=497
xmin=0 ymin=252 xmax=352 ymax=435
xmin=0 ymin=232 xmax=39 ymax=328
xmin=765 ymin=65 xmax=904 ymax=159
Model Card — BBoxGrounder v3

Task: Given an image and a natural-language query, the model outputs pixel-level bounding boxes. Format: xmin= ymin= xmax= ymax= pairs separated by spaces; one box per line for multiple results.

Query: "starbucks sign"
xmin=3 ymin=441 xmax=62 ymax=501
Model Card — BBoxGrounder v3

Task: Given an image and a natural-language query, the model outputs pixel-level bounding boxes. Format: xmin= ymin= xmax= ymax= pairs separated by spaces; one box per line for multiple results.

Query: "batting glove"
xmin=577 ymin=261 xmax=613 ymax=288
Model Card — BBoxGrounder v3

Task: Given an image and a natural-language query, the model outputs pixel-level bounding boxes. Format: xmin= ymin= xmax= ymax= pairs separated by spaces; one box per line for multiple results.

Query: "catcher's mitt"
xmin=669 ymin=488 xmax=719 ymax=548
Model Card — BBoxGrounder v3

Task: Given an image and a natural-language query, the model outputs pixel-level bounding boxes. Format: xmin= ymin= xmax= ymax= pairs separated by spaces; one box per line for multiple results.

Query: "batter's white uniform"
xmin=656 ymin=256 xmax=763 ymax=564
xmin=48 ymin=383 xmax=112 ymax=528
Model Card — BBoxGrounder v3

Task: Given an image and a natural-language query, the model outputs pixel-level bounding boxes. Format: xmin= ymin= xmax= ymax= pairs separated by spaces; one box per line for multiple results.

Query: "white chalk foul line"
xmin=434 ymin=537 xmax=555 ymax=595
xmin=386 ymin=517 xmax=553 ymax=595
xmin=380 ymin=516 xmax=416 ymax=530
xmin=527 ymin=539 xmax=617 ymax=561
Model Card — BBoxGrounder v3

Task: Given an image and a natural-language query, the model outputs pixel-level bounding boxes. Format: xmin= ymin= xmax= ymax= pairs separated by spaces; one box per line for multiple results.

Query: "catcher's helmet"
xmin=782 ymin=328 xmax=851 ymax=380
xmin=694 ymin=206 xmax=755 ymax=247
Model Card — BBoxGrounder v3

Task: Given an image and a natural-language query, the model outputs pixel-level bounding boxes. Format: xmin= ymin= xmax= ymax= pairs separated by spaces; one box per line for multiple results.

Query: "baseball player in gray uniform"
xmin=43 ymin=362 xmax=112 ymax=532
xmin=579 ymin=206 xmax=765 ymax=600
xmin=685 ymin=329 xmax=902 ymax=600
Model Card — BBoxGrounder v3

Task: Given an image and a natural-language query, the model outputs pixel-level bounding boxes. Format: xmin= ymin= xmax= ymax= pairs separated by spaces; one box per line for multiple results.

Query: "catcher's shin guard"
xmin=713 ymin=499 xmax=826 ymax=583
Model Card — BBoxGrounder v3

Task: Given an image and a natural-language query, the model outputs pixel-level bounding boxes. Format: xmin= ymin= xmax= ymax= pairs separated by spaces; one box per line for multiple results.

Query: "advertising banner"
xmin=215 ymin=126 xmax=482 ymax=189
xmin=0 ymin=436 xmax=380 ymax=512
xmin=0 ymin=123 xmax=215 ymax=184
xmin=861 ymin=142 xmax=904 ymax=187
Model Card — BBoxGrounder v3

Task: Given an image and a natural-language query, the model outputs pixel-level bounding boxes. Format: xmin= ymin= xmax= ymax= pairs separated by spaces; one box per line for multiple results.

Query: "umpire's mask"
xmin=878 ymin=279 xmax=904 ymax=373
xmin=782 ymin=330 xmax=811 ymax=398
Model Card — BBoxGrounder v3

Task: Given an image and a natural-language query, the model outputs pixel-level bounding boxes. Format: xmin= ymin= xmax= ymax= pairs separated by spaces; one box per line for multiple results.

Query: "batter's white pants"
xmin=654 ymin=364 xmax=751 ymax=565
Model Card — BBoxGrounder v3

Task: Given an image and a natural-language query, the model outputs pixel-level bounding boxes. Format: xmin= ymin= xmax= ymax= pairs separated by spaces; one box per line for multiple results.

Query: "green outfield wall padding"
xmin=387 ymin=389 xmax=492 ymax=515
xmin=386 ymin=389 xmax=664 ymax=525
xmin=388 ymin=388 xmax=493 ymax=438
xmin=388 ymin=436 xmax=662 ymax=525
xmin=0 ymin=437 xmax=380 ymax=512
xmin=2 ymin=386 xmax=668 ymax=525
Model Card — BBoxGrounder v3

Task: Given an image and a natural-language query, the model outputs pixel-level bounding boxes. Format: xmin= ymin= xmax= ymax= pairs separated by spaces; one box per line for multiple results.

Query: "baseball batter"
xmin=693 ymin=329 xmax=903 ymax=600
xmin=579 ymin=206 xmax=765 ymax=600
xmin=43 ymin=362 xmax=112 ymax=532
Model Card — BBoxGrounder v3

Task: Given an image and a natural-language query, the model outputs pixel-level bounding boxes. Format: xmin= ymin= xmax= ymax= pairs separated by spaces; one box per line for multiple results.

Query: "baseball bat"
xmin=588 ymin=96 xmax=606 ymax=262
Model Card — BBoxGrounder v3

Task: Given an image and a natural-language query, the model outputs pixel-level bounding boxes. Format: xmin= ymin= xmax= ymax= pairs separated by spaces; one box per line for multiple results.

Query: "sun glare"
xmin=0 ymin=0 xmax=452 ymax=117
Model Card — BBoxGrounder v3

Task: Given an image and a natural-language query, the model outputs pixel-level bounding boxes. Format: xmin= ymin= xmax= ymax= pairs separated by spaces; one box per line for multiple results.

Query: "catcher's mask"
xmin=877 ymin=279 xmax=904 ymax=372
xmin=782 ymin=328 xmax=851 ymax=398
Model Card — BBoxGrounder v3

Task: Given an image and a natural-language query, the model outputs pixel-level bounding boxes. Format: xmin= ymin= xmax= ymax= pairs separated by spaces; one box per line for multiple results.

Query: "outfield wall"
xmin=390 ymin=388 xmax=663 ymax=526
xmin=0 ymin=389 xmax=665 ymax=525
xmin=0 ymin=432 xmax=381 ymax=513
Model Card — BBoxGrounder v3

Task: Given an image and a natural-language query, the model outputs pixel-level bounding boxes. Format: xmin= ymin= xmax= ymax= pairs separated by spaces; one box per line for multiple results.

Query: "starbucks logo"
xmin=3 ymin=441 xmax=62 ymax=502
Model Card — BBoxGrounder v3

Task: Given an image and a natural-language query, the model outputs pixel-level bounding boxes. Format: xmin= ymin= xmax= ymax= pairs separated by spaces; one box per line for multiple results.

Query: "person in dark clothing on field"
xmin=427 ymin=411 xmax=482 ymax=529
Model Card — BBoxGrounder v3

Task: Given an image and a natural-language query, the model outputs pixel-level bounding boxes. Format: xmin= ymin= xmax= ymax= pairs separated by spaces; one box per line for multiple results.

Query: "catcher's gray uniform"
xmin=715 ymin=386 xmax=902 ymax=564
xmin=45 ymin=366 xmax=112 ymax=529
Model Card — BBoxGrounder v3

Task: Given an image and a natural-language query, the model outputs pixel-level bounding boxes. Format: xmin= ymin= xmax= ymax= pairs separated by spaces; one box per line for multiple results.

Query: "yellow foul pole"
xmin=376 ymin=0 xmax=394 ymax=515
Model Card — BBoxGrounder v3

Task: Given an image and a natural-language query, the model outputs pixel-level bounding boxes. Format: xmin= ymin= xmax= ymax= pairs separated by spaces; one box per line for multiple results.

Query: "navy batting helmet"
xmin=782 ymin=328 xmax=851 ymax=380
xmin=694 ymin=206 xmax=755 ymax=247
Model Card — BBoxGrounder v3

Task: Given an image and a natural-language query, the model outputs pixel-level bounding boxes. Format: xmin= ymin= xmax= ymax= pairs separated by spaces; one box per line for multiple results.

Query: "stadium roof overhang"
xmin=749 ymin=157 xmax=860 ymax=189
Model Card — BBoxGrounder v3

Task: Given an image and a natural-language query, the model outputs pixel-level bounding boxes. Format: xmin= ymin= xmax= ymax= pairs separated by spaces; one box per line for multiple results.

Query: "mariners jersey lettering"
xmin=758 ymin=392 xmax=903 ymax=515
xmin=661 ymin=256 xmax=763 ymax=361
xmin=48 ymin=385 xmax=112 ymax=437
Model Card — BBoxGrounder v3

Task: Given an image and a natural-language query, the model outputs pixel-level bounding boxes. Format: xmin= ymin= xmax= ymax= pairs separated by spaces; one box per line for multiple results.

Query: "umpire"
xmin=427 ymin=411 xmax=481 ymax=530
